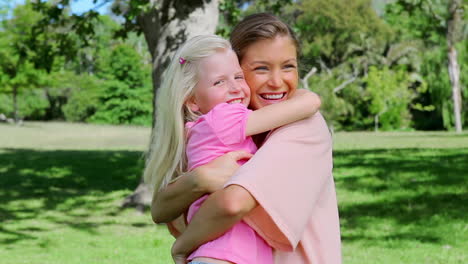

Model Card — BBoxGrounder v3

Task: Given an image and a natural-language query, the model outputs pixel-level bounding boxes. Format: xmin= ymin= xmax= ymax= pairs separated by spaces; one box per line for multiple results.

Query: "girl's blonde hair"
xmin=143 ymin=35 xmax=232 ymax=192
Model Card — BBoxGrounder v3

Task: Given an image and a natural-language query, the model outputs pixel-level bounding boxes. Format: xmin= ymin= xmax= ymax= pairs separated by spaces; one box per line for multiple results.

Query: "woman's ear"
xmin=186 ymin=96 xmax=200 ymax=112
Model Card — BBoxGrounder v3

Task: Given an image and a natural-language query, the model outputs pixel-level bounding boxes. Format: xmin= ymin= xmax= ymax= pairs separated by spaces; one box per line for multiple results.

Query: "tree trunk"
xmin=447 ymin=0 xmax=463 ymax=133
xmin=121 ymin=0 xmax=220 ymax=210
xmin=374 ymin=114 xmax=379 ymax=132
xmin=448 ymin=46 xmax=462 ymax=133
xmin=13 ymin=85 xmax=19 ymax=124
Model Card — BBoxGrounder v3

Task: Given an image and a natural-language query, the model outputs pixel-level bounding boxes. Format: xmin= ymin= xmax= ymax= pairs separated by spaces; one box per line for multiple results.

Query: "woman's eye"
xmin=254 ymin=66 xmax=268 ymax=71
xmin=214 ymin=80 xmax=224 ymax=86
xmin=235 ymin=75 xmax=244 ymax=80
xmin=284 ymin=64 xmax=296 ymax=69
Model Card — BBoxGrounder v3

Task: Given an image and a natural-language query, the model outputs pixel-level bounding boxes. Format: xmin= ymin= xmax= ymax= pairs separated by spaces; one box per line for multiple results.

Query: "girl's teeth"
xmin=262 ymin=93 xmax=284 ymax=100
xmin=228 ymin=99 xmax=242 ymax=104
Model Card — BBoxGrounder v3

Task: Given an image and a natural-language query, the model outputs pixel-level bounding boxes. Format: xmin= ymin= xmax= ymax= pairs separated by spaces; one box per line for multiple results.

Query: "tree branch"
xmin=301 ymin=67 xmax=317 ymax=90
xmin=333 ymin=77 xmax=357 ymax=93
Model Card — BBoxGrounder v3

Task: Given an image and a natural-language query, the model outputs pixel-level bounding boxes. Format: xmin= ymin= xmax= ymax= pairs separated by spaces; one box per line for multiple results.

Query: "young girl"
xmin=144 ymin=35 xmax=321 ymax=264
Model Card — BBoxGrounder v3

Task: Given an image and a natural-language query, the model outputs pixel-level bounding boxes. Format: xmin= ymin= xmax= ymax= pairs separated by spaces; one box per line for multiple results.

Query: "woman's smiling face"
xmin=240 ymin=35 xmax=299 ymax=110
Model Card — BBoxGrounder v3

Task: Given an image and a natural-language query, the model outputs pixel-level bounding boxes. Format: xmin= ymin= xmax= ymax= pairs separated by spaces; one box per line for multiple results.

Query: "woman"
xmin=151 ymin=13 xmax=342 ymax=264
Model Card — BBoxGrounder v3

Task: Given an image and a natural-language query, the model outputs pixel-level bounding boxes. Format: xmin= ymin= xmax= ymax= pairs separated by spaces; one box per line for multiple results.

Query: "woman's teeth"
xmin=228 ymin=99 xmax=242 ymax=104
xmin=261 ymin=93 xmax=285 ymax=100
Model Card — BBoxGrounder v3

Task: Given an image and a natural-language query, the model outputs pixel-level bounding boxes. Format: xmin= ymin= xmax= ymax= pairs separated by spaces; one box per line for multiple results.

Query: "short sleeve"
xmin=204 ymin=103 xmax=251 ymax=146
xmin=224 ymin=112 xmax=334 ymax=251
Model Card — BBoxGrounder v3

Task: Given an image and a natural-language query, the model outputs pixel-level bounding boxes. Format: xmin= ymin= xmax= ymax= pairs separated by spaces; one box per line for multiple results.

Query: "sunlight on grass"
xmin=1 ymin=122 xmax=467 ymax=263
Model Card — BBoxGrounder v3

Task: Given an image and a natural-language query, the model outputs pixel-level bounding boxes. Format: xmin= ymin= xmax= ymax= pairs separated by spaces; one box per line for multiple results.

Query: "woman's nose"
xmin=268 ymin=70 xmax=283 ymax=88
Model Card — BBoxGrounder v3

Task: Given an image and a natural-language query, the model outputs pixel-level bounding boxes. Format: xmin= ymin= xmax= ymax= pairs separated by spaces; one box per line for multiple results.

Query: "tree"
xmin=365 ymin=66 xmax=413 ymax=131
xmin=89 ymin=44 xmax=152 ymax=126
xmin=447 ymin=0 xmax=464 ymax=133
xmin=384 ymin=0 xmax=467 ymax=131
xmin=0 ymin=1 xmax=44 ymax=123
xmin=115 ymin=0 xmax=220 ymax=209
xmin=31 ymin=0 xmax=308 ymax=208
xmin=295 ymin=0 xmax=392 ymax=70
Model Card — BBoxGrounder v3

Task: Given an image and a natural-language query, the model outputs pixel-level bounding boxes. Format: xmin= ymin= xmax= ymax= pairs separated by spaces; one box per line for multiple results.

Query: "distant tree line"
xmin=0 ymin=1 xmax=152 ymax=126
xmin=0 ymin=0 xmax=466 ymax=132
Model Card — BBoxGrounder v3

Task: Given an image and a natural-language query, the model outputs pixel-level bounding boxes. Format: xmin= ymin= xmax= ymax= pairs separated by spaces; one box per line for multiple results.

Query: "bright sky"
xmin=10 ymin=0 xmax=111 ymax=15
xmin=70 ymin=0 xmax=111 ymax=14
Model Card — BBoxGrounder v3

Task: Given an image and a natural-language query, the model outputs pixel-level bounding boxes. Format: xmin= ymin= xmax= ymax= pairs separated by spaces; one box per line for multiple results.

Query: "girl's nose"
xmin=229 ymin=81 xmax=242 ymax=93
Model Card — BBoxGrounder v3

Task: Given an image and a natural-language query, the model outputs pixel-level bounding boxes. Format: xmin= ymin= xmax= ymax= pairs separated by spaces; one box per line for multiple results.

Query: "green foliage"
xmin=384 ymin=0 xmax=447 ymax=45
xmin=30 ymin=1 xmax=99 ymax=72
xmin=1 ymin=0 xmax=465 ymax=131
xmin=61 ymin=73 xmax=104 ymax=122
xmin=0 ymin=2 xmax=151 ymax=125
xmin=296 ymin=0 xmax=392 ymax=69
xmin=308 ymin=74 xmax=364 ymax=131
xmin=365 ymin=66 xmax=413 ymax=130
xmin=0 ymin=89 xmax=49 ymax=119
xmin=384 ymin=0 xmax=468 ymax=131
xmin=217 ymin=0 xmax=294 ymax=37
xmin=89 ymin=80 xmax=152 ymax=126
xmin=89 ymin=43 xmax=152 ymax=126
xmin=101 ymin=44 xmax=147 ymax=88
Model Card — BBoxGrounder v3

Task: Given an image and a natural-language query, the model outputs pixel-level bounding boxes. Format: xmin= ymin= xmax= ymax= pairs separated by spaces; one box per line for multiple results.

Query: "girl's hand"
xmin=193 ymin=150 xmax=253 ymax=193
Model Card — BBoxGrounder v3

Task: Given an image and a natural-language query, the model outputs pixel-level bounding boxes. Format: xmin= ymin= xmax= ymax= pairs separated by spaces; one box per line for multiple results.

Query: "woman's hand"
xmin=171 ymin=238 xmax=189 ymax=264
xmin=194 ymin=150 xmax=253 ymax=193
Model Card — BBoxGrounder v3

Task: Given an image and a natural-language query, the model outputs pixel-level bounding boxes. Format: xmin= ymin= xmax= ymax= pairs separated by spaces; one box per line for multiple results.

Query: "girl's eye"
xmin=214 ymin=80 xmax=224 ymax=86
xmin=235 ymin=75 xmax=244 ymax=80
xmin=284 ymin=64 xmax=297 ymax=69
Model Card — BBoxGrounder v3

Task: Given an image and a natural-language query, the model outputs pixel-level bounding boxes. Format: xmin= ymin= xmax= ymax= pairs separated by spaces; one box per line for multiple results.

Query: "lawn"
xmin=1 ymin=122 xmax=467 ymax=264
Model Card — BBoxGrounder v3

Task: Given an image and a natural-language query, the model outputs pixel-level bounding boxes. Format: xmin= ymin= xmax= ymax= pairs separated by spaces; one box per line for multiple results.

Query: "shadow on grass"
xmin=0 ymin=148 xmax=145 ymax=245
xmin=2 ymin=147 xmax=467 ymax=248
xmin=334 ymin=148 xmax=468 ymax=246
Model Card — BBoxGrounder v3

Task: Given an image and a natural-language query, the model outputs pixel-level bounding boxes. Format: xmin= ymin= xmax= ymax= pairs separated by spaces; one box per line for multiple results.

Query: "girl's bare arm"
xmin=245 ymin=89 xmax=321 ymax=136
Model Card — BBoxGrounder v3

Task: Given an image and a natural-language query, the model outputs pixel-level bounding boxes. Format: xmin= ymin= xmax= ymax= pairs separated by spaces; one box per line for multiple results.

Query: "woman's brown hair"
xmin=230 ymin=13 xmax=300 ymax=63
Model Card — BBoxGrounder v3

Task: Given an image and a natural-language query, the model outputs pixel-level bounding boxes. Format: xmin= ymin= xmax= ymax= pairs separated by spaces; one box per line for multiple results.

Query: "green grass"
xmin=1 ymin=122 xmax=467 ymax=263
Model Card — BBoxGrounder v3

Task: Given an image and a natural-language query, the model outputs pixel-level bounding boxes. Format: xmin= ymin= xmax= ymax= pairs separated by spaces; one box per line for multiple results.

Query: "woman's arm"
xmin=151 ymin=170 xmax=202 ymax=224
xmin=171 ymin=185 xmax=256 ymax=261
xmin=245 ymin=89 xmax=321 ymax=136
xmin=151 ymin=150 xmax=253 ymax=223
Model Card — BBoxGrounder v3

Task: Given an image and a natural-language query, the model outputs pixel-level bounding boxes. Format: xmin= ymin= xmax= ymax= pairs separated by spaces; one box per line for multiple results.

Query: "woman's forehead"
xmin=241 ymin=36 xmax=297 ymax=63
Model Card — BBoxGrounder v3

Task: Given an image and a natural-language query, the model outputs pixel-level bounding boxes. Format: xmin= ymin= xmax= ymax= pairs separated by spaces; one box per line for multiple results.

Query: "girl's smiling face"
xmin=240 ymin=35 xmax=299 ymax=110
xmin=187 ymin=49 xmax=250 ymax=114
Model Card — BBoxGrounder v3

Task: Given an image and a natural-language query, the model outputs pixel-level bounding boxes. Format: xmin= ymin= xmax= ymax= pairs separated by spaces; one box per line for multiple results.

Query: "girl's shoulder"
xmin=186 ymin=103 xmax=250 ymax=131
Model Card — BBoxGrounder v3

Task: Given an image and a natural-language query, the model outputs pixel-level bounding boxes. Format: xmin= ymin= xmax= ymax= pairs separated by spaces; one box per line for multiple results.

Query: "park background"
xmin=1 ymin=0 xmax=467 ymax=263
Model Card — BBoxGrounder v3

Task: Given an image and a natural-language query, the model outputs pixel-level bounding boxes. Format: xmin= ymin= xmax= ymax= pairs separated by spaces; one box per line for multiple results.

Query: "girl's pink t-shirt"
xmin=185 ymin=103 xmax=273 ymax=264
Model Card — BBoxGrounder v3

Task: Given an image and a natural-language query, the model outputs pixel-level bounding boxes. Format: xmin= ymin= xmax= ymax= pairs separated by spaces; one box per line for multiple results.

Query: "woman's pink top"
xmin=184 ymin=103 xmax=273 ymax=264
xmin=225 ymin=112 xmax=342 ymax=263
xmin=169 ymin=112 xmax=342 ymax=263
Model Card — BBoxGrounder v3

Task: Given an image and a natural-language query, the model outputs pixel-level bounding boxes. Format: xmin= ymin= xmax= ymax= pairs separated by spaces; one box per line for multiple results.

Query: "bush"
xmin=0 ymin=89 xmax=49 ymax=120
xmin=62 ymin=74 xmax=104 ymax=122
xmin=88 ymin=80 xmax=152 ymax=126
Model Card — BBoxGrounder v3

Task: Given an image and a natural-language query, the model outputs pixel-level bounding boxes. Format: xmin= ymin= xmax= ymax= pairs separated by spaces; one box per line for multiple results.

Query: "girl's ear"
xmin=186 ymin=96 xmax=200 ymax=112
